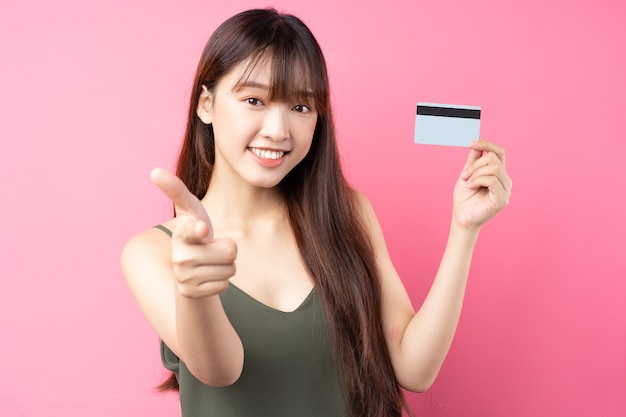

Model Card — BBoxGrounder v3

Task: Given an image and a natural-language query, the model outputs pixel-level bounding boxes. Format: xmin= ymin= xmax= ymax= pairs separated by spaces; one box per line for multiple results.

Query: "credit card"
xmin=414 ymin=102 xmax=481 ymax=147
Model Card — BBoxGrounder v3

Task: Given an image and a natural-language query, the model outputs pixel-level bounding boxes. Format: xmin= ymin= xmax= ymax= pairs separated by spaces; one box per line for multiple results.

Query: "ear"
xmin=196 ymin=85 xmax=214 ymax=125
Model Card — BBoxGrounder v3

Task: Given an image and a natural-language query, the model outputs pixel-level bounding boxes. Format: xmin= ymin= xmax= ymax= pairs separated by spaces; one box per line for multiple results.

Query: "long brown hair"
xmin=162 ymin=9 xmax=411 ymax=417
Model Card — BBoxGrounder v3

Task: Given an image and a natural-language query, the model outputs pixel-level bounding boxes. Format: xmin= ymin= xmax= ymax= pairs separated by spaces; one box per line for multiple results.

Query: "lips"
xmin=248 ymin=147 xmax=287 ymax=160
xmin=248 ymin=147 xmax=289 ymax=167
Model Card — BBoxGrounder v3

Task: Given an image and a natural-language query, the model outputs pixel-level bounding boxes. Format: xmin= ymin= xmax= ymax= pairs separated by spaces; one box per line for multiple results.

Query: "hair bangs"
xmin=231 ymin=37 xmax=327 ymax=113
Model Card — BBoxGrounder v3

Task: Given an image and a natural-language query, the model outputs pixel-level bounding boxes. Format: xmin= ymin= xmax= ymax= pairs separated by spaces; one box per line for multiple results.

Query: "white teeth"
xmin=250 ymin=148 xmax=285 ymax=160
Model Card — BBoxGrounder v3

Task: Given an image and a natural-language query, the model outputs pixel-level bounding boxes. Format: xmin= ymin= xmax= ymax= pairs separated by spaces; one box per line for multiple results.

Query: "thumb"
xmin=150 ymin=168 xmax=213 ymax=240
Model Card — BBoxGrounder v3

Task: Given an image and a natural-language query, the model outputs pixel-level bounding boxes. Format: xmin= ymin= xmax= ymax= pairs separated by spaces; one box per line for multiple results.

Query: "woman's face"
xmin=198 ymin=59 xmax=318 ymax=190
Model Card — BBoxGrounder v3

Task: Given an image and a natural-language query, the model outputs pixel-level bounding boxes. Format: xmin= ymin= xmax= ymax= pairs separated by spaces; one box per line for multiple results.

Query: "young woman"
xmin=121 ymin=8 xmax=512 ymax=417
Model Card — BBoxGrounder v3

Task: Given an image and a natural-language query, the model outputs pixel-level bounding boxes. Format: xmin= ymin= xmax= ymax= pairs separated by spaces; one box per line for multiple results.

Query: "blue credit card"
xmin=414 ymin=102 xmax=481 ymax=147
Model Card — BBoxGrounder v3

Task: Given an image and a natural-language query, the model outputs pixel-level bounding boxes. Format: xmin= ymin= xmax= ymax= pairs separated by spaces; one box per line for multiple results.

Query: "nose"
xmin=260 ymin=105 xmax=290 ymax=142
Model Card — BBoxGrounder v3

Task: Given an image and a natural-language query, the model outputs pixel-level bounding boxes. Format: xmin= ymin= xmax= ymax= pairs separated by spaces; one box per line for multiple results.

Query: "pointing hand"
xmin=151 ymin=168 xmax=237 ymax=298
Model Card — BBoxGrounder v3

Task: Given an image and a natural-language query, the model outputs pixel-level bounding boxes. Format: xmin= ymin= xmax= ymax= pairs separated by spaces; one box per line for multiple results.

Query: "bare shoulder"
xmin=122 ymin=226 xmax=169 ymax=260
xmin=351 ymin=189 xmax=416 ymax=333
xmin=351 ymin=189 xmax=377 ymax=225
xmin=349 ymin=190 xmax=391 ymax=271
xmin=120 ymin=223 xmax=180 ymax=353
xmin=120 ymin=222 xmax=176 ymax=285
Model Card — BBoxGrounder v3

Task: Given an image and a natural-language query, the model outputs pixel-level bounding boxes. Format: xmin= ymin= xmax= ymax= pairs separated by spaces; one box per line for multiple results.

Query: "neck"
xmin=201 ymin=177 xmax=287 ymax=234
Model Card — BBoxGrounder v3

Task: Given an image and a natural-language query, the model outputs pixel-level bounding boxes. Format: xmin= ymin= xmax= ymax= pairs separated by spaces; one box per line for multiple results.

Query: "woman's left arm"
xmin=363 ymin=140 xmax=512 ymax=392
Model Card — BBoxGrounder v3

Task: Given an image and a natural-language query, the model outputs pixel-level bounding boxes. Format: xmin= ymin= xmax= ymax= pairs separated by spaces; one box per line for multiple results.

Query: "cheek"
xmin=294 ymin=127 xmax=315 ymax=163
xmin=295 ymin=117 xmax=317 ymax=145
xmin=212 ymin=107 xmax=253 ymax=143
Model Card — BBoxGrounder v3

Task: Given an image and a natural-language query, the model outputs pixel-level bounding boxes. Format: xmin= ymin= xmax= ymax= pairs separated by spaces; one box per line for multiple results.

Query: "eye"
xmin=293 ymin=104 xmax=312 ymax=114
xmin=245 ymin=97 xmax=264 ymax=106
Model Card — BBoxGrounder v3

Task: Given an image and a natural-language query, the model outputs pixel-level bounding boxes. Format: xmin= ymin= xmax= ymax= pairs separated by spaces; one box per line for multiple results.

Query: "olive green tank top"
xmin=155 ymin=225 xmax=346 ymax=417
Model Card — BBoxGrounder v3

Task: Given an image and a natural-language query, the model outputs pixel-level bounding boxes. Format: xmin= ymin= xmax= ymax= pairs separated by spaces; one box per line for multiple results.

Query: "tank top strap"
xmin=154 ymin=224 xmax=173 ymax=237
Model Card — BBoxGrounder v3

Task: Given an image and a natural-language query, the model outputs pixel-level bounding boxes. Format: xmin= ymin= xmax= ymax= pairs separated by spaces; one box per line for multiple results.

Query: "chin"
xmin=248 ymin=176 xmax=285 ymax=190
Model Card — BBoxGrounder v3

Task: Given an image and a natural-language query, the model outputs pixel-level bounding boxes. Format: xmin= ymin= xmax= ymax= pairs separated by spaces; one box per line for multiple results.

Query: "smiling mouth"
xmin=249 ymin=147 xmax=287 ymax=160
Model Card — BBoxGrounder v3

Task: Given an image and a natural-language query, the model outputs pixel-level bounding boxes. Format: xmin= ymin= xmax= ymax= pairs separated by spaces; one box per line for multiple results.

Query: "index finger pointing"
xmin=150 ymin=168 xmax=211 ymax=226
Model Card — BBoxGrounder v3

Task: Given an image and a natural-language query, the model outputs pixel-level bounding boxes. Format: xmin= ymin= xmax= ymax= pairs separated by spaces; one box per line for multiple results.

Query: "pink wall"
xmin=1 ymin=0 xmax=624 ymax=416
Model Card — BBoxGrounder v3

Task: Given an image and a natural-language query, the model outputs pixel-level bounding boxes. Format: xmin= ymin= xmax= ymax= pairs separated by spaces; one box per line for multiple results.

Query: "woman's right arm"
xmin=120 ymin=169 xmax=244 ymax=386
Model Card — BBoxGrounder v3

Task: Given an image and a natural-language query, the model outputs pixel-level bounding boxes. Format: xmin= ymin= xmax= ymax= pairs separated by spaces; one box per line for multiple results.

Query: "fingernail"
xmin=461 ymin=170 xmax=468 ymax=179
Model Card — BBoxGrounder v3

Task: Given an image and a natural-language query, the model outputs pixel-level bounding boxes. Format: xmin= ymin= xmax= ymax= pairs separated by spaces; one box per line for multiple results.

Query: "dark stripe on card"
xmin=417 ymin=105 xmax=481 ymax=119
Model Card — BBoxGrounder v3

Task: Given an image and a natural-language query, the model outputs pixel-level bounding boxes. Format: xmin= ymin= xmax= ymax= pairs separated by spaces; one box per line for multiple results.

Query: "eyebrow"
xmin=234 ymin=81 xmax=314 ymax=98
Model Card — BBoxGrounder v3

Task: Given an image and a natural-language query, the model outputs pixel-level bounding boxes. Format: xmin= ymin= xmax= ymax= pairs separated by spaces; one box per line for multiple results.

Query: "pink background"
xmin=1 ymin=0 xmax=624 ymax=416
